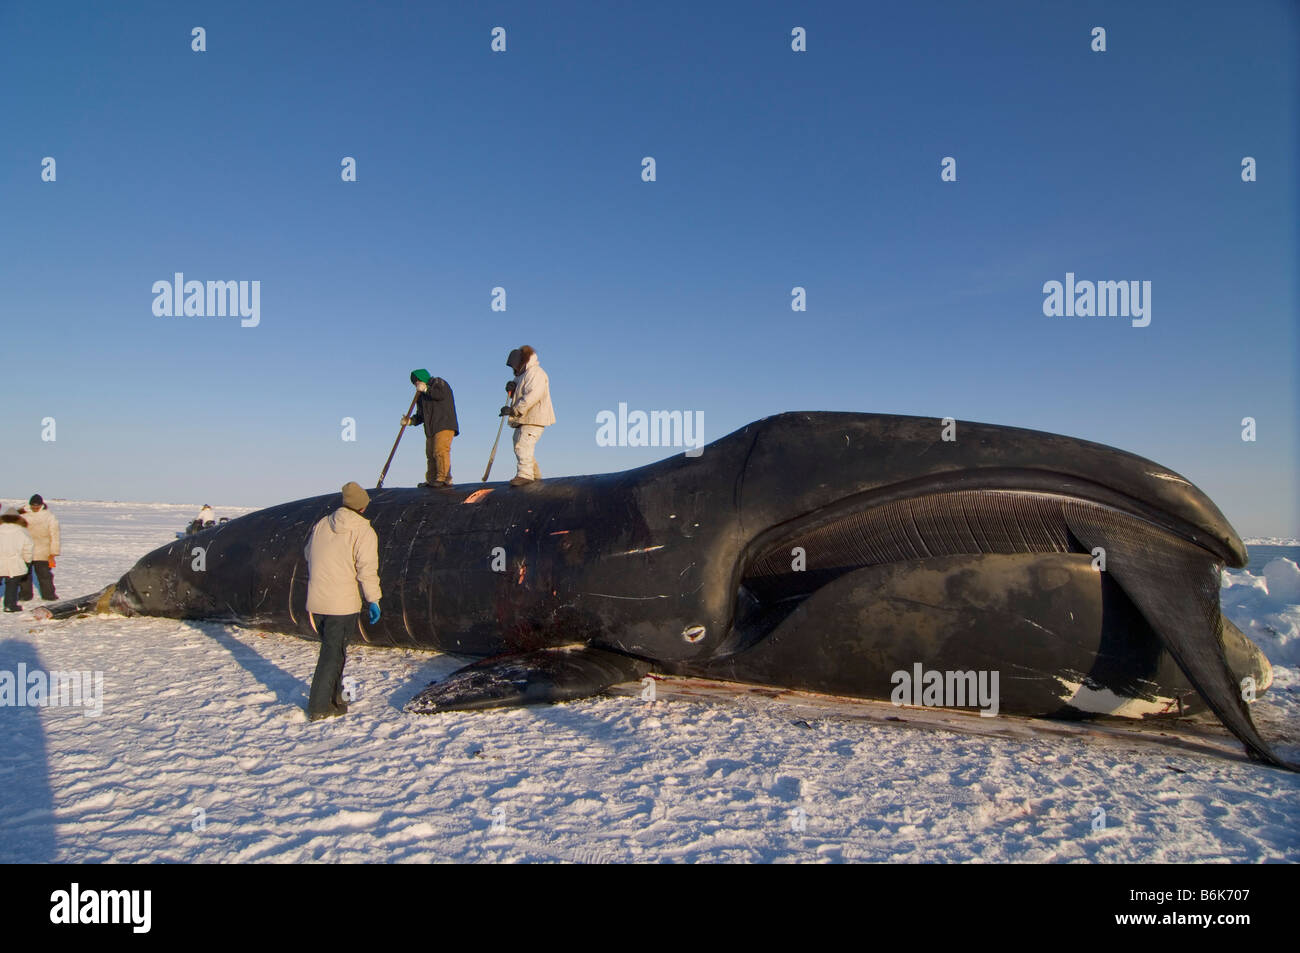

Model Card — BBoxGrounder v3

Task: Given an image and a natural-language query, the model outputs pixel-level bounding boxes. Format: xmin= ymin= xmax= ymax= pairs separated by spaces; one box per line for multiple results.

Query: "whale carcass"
xmin=39 ymin=413 xmax=1292 ymax=769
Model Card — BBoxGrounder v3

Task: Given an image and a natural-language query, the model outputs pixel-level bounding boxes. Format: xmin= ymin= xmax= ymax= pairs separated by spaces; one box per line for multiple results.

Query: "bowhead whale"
xmin=39 ymin=413 xmax=1292 ymax=769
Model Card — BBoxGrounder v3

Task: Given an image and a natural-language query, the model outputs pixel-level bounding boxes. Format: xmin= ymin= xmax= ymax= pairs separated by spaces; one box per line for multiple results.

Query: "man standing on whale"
xmin=402 ymin=369 xmax=459 ymax=488
xmin=501 ymin=345 xmax=555 ymax=487
xmin=303 ymin=482 xmax=382 ymax=721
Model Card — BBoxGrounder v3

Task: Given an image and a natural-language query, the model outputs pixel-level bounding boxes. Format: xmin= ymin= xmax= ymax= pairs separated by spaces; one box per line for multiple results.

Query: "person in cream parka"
xmin=0 ymin=509 xmax=34 ymax=613
xmin=303 ymin=482 xmax=382 ymax=720
xmin=501 ymin=345 xmax=556 ymax=486
xmin=18 ymin=494 xmax=59 ymax=600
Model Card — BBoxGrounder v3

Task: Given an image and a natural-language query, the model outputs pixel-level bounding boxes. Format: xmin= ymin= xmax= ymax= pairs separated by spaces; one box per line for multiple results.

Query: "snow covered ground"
xmin=2 ymin=500 xmax=1298 ymax=863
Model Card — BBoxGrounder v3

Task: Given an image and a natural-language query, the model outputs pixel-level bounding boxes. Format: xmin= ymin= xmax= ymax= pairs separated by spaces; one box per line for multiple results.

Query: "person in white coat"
xmin=18 ymin=494 xmax=59 ymax=600
xmin=500 ymin=345 xmax=556 ymax=486
xmin=303 ymin=482 xmax=382 ymax=720
xmin=0 ymin=509 xmax=35 ymax=613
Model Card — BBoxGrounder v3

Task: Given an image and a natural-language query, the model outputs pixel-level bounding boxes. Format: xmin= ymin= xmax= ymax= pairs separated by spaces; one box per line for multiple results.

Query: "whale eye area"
xmin=682 ymin=625 xmax=707 ymax=643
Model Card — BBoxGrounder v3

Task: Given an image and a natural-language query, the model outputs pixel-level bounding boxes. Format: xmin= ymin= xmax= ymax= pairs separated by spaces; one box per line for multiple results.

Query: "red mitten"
xmin=48 ymin=557 xmax=55 ymax=568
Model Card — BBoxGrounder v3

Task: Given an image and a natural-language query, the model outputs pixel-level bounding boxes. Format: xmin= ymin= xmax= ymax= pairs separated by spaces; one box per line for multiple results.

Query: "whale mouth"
xmin=721 ymin=484 xmax=1290 ymax=768
xmin=732 ymin=488 xmax=1092 ymax=647
xmin=729 ymin=485 xmax=1267 ymax=684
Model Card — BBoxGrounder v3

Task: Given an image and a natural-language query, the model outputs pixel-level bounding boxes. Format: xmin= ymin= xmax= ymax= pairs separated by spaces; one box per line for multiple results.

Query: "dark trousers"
xmin=3 ymin=575 xmax=26 ymax=610
xmin=19 ymin=561 xmax=56 ymax=601
xmin=308 ymin=613 xmax=355 ymax=715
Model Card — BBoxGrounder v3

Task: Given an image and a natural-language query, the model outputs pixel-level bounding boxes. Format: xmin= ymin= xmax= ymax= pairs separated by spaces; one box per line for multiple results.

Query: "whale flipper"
xmin=1065 ymin=504 xmax=1296 ymax=770
xmin=406 ymin=646 xmax=651 ymax=714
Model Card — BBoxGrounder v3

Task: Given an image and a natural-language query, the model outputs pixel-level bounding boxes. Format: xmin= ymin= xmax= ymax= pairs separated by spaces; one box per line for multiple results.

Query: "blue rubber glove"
xmin=366 ymin=602 xmax=381 ymax=625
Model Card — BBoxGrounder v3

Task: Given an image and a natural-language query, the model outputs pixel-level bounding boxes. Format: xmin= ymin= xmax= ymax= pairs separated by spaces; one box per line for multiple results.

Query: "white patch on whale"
xmin=1055 ymin=678 xmax=1182 ymax=717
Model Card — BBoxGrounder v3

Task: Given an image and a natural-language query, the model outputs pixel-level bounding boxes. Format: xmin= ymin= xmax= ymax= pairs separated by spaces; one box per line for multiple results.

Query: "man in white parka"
xmin=18 ymin=494 xmax=59 ymax=601
xmin=0 ymin=508 xmax=34 ymax=613
xmin=500 ymin=345 xmax=556 ymax=487
xmin=303 ymin=482 xmax=382 ymax=721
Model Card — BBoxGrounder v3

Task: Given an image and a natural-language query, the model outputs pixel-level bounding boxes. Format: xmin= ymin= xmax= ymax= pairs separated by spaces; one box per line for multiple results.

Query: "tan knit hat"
xmin=341 ymin=482 xmax=370 ymax=511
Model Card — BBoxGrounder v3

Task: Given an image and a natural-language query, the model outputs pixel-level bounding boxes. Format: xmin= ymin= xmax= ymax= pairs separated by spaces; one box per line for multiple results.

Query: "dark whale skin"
xmin=40 ymin=413 xmax=1290 ymax=769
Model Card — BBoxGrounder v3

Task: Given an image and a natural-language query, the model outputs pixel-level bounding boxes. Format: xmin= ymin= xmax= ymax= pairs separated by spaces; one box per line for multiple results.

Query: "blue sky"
xmin=1 ymin=0 xmax=1296 ymax=536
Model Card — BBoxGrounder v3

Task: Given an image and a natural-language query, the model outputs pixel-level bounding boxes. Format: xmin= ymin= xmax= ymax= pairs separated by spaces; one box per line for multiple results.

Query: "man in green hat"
xmin=402 ymin=369 xmax=460 ymax=487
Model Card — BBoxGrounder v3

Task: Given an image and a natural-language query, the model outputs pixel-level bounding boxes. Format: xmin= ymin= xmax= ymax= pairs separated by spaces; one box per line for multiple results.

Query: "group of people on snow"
xmin=301 ymin=345 xmax=555 ymax=720
xmin=400 ymin=345 xmax=555 ymax=488
xmin=0 ymin=494 xmax=61 ymax=613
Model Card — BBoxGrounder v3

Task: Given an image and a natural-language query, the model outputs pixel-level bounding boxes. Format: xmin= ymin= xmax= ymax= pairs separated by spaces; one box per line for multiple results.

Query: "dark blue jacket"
xmin=411 ymin=378 xmax=459 ymax=436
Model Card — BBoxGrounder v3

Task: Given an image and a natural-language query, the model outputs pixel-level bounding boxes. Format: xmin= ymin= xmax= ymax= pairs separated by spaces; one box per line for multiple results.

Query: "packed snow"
xmin=2 ymin=501 xmax=1297 ymax=863
xmin=1221 ymin=560 xmax=1300 ymax=669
